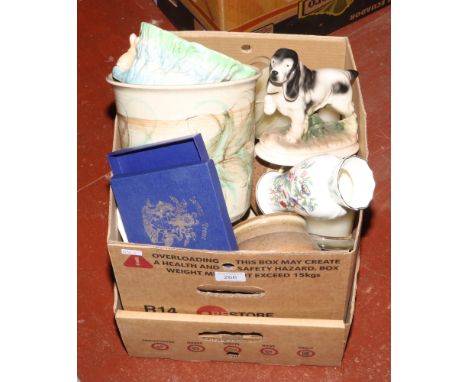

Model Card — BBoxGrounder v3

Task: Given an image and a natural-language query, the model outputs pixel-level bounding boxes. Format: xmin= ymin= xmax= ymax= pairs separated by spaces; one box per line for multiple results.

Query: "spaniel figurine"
xmin=264 ymin=48 xmax=359 ymax=143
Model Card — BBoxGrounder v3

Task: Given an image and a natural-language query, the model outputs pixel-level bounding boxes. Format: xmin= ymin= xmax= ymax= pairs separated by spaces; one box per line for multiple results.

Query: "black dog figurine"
xmin=264 ymin=48 xmax=358 ymax=143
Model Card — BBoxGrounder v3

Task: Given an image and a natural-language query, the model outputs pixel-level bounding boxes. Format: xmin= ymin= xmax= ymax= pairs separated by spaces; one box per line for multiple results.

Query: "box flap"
xmin=115 ymin=309 xmax=346 ymax=366
xmin=116 ymin=309 xmax=345 ymax=328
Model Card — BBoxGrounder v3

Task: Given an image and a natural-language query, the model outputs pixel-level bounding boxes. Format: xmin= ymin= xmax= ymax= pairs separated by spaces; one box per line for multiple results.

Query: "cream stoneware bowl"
xmin=234 ymin=212 xmax=320 ymax=252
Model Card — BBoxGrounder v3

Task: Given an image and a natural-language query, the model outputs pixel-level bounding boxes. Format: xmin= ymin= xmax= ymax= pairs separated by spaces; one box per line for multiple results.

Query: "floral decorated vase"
xmin=256 ymin=154 xmax=375 ymax=220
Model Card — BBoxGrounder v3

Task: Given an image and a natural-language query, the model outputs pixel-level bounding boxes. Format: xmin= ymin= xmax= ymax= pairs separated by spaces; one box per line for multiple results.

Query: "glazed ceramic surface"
xmin=254 ymin=66 xmax=359 ymax=166
xmin=262 ymin=48 xmax=357 ymax=144
xmin=256 ymin=155 xmax=375 ymax=220
xmin=254 ymin=111 xmax=359 ymax=166
xmin=107 ymin=70 xmax=260 ymax=222
xmin=233 ymin=212 xmax=319 ymax=251
xmin=112 ymin=23 xmax=257 ymax=85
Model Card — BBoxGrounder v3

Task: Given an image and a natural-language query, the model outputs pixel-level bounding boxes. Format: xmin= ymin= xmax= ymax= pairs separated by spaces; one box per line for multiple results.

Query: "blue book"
xmin=108 ymin=135 xmax=238 ymax=251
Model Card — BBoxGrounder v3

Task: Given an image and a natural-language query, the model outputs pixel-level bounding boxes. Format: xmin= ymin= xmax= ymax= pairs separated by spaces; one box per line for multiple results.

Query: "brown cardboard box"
xmin=114 ymin=256 xmax=358 ymax=366
xmin=107 ymin=31 xmax=367 ymax=320
xmin=157 ymin=0 xmax=391 ymax=34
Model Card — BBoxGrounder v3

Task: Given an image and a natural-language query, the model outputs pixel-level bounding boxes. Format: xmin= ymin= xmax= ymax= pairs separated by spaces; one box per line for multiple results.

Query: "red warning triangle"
xmin=123 ymin=255 xmax=153 ymax=269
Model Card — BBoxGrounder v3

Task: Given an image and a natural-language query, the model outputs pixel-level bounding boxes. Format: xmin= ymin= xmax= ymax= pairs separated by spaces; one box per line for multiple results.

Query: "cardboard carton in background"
xmin=156 ymin=0 xmax=391 ymax=34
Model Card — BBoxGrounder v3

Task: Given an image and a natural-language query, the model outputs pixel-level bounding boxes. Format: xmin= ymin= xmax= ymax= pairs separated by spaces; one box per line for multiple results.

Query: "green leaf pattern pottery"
xmin=107 ymin=69 xmax=260 ymax=222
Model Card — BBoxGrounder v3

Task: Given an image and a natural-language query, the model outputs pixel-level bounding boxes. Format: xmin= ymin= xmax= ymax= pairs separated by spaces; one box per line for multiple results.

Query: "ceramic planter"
xmin=107 ymin=70 xmax=260 ymax=222
xmin=256 ymin=154 xmax=375 ymax=221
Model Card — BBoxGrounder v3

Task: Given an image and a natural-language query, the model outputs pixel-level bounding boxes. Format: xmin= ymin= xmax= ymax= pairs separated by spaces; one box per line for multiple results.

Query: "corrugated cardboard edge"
xmin=176 ymin=29 xmax=349 ymax=44
xmin=344 ymin=253 xmax=360 ymax=342
xmin=344 ymin=36 xmax=368 ymax=160
xmin=114 ymin=305 xmax=345 ymax=328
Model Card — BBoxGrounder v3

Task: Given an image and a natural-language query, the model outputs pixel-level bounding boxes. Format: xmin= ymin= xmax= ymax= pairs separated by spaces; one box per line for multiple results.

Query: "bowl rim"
xmin=234 ymin=212 xmax=306 ymax=233
xmin=105 ymin=65 xmax=261 ymax=90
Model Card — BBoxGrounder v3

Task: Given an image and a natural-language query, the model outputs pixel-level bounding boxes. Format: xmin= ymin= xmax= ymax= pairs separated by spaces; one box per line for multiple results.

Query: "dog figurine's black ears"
xmin=268 ymin=48 xmax=302 ymax=102
xmin=285 ymin=65 xmax=300 ymax=101
xmin=276 ymin=49 xmax=301 ymax=102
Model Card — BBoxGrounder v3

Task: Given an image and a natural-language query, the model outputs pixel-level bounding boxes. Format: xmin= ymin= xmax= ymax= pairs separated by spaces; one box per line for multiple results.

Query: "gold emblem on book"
xmin=142 ymin=196 xmax=204 ymax=247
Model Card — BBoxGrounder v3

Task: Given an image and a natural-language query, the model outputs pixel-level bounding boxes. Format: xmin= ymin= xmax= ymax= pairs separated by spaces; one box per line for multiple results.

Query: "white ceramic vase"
xmin=256 ymin=154 xmax=375 ymax=221
xmin=107 ymin=70 xmax=260 ymax=222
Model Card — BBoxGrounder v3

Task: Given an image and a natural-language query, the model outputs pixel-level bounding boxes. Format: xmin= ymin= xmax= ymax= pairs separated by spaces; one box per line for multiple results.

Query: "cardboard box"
xmin=114 ymin=256 xmax=358 ymax=366
xmin=108 ymin=209 xmax=361 ymax=319
xmin=107 ymin=31 xmax=367 ymax=320
xmin=157 ymin=0 xmax=391 ymax=34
